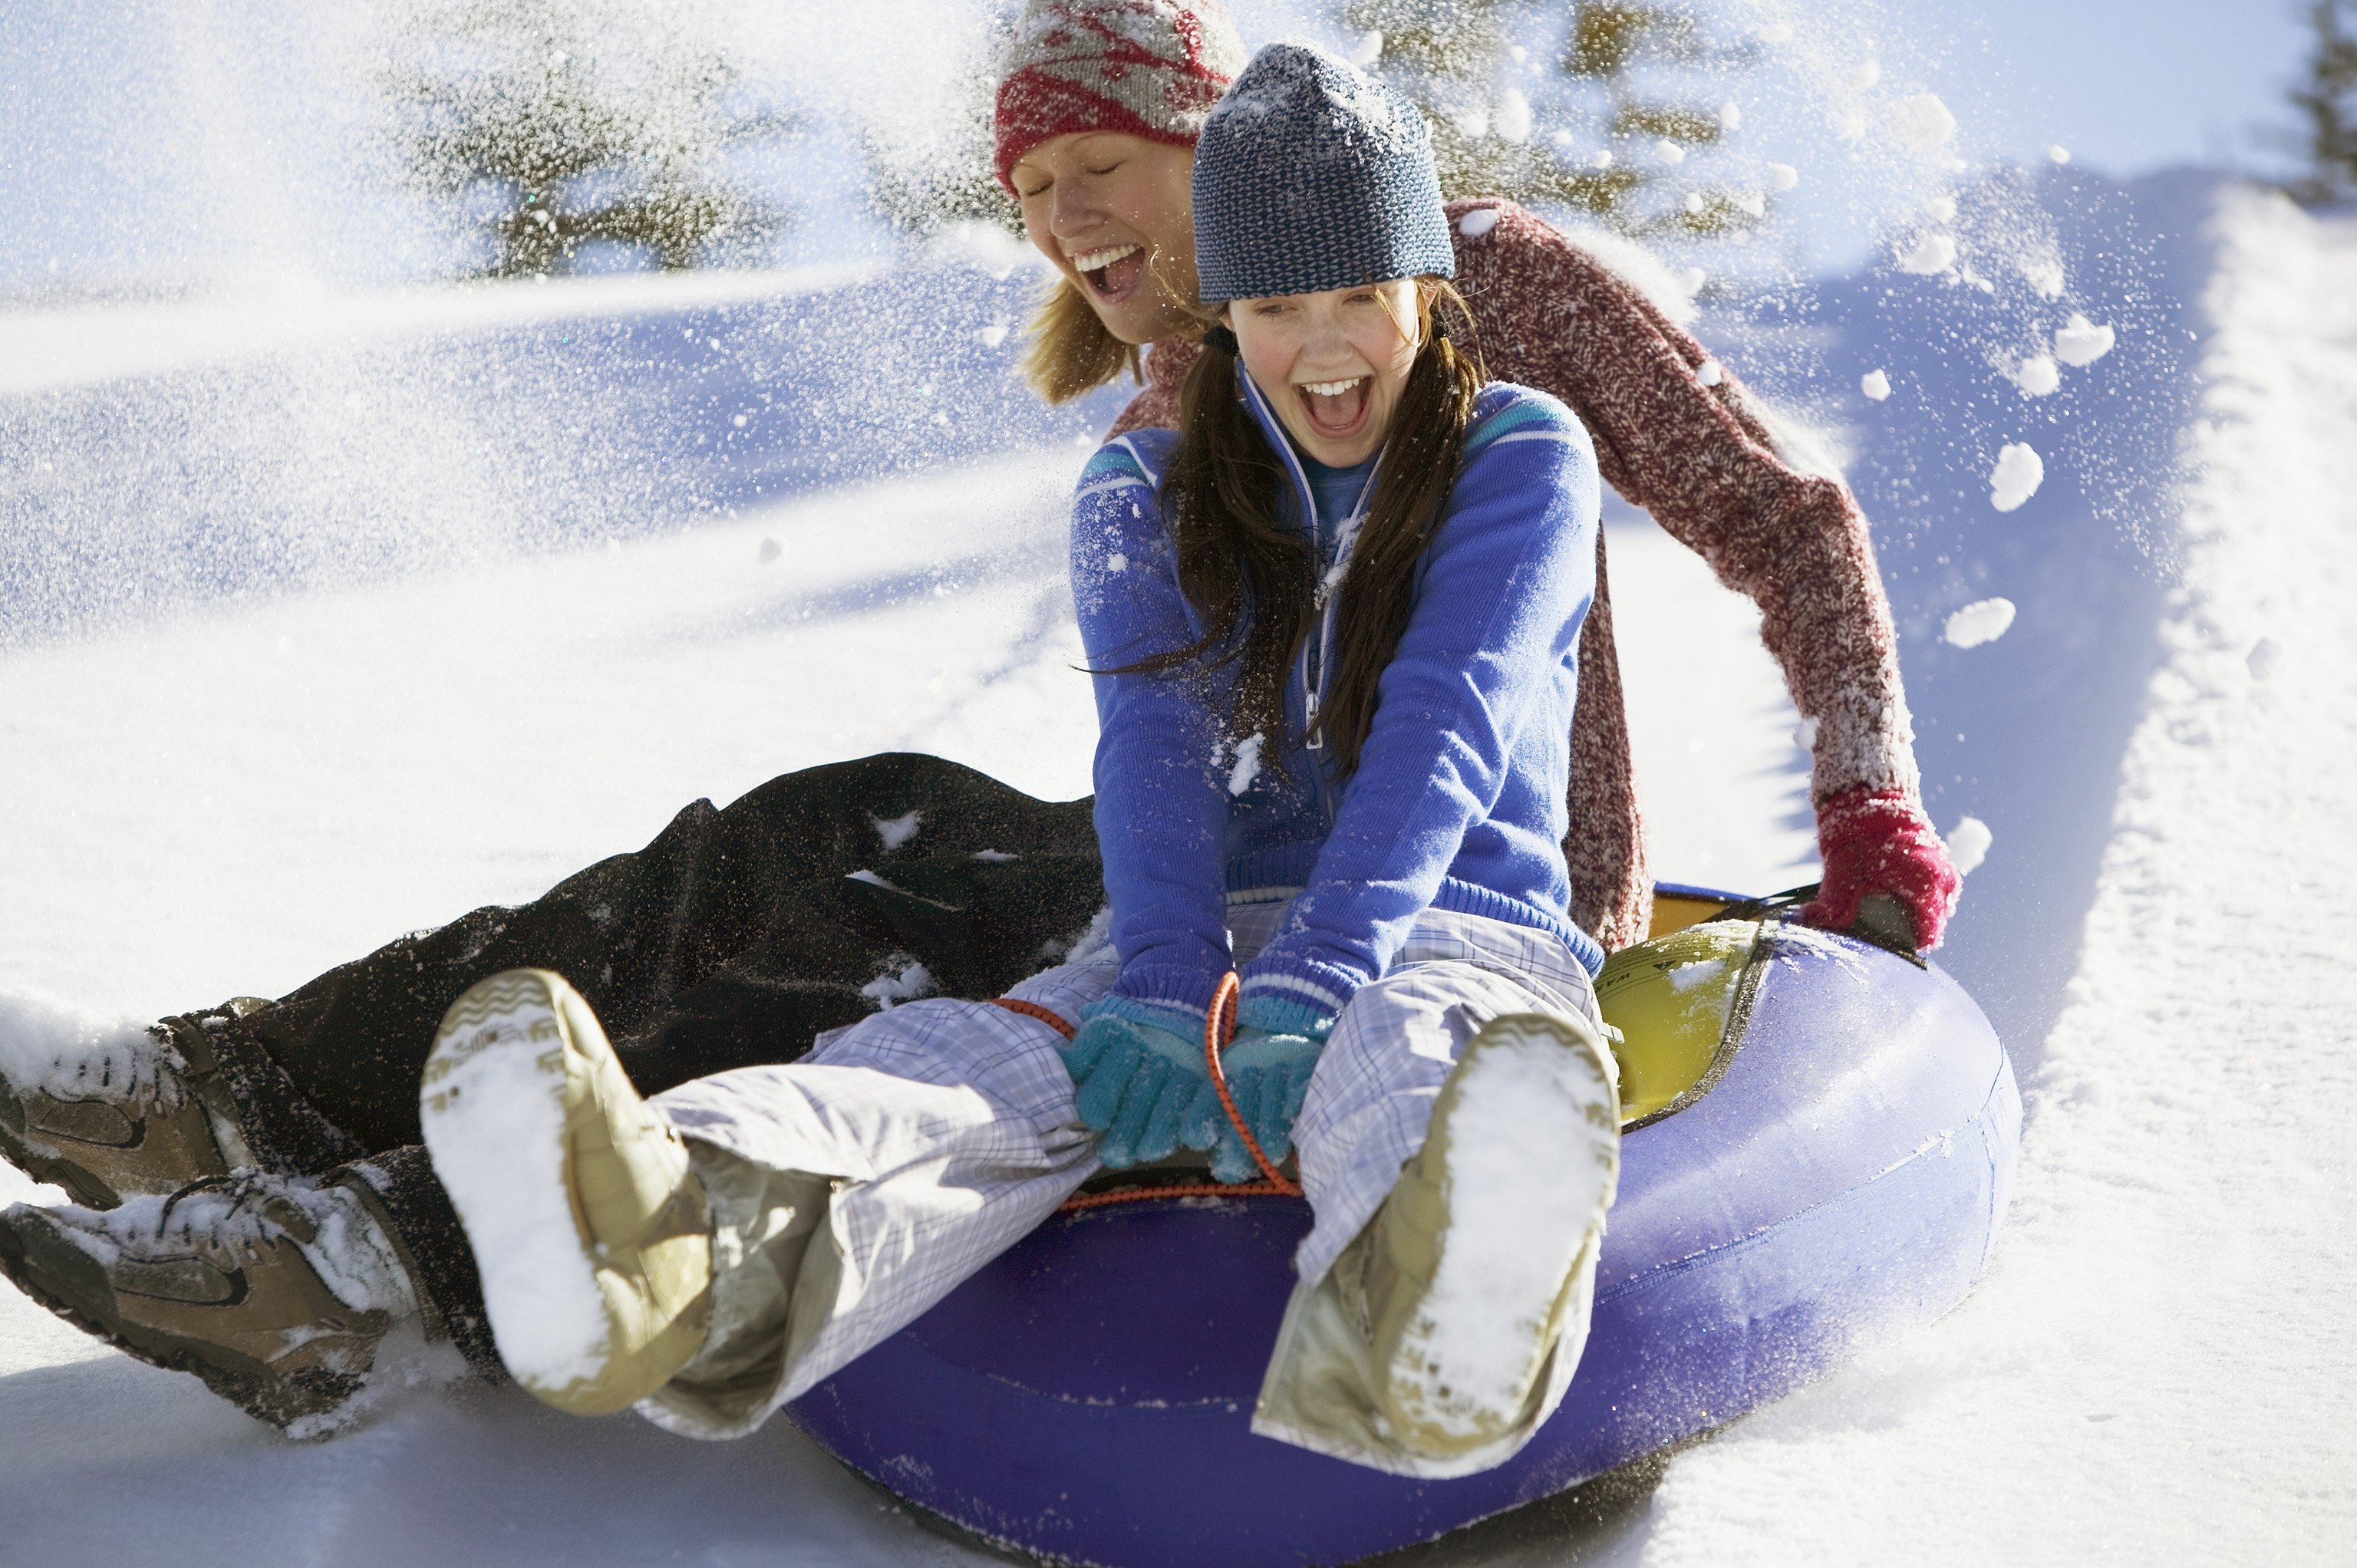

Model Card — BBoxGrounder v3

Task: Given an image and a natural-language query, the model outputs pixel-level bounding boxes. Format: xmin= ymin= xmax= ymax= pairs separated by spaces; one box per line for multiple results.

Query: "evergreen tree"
xmin=387 ymin=0 xmax=786 ymax=278
xmin=1340 ymin=0 xmax=1765 ymax=239
xmin=2289 ymin=0 xmax=2357 ymax=205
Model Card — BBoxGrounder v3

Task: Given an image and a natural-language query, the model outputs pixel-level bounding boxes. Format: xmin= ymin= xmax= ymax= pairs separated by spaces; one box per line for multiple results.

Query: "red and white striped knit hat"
xmin=993 ymin=0 xmax=1248 ymax=192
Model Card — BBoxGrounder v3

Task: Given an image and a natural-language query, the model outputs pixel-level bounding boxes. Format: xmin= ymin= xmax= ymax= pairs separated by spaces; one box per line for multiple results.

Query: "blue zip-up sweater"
xmin=1069 ymin=376 xmax=1604 ymax=1025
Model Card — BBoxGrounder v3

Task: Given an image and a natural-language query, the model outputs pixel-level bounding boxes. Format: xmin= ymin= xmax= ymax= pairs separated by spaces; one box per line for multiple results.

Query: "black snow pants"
xmin=160 ymin=753 xmax=1103 ymax=1378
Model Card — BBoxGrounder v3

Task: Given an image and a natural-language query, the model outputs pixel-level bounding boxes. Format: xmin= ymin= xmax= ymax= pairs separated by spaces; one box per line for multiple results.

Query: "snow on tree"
xmin=1337 ymin=1 xmax=1772 ymax=241
xmin=384 ymin=0 xmax=788 ymax=278
xmin=2287 ymin=0 xmax=2357 ymax=205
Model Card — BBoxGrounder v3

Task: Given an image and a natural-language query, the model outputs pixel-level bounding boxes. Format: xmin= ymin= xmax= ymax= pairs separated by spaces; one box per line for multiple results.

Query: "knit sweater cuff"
xmin=1080 ymin=993 xmax=1207 ymax=1043
xmin=1102 ymin=965 xmax=1221 ymax=1026
xmin=1238 ymin=960 xmax=1360 ymax=1021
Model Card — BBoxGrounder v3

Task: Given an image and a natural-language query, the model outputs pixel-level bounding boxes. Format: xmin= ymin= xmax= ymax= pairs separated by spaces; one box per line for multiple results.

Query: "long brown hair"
xmin=1119 ymin=278 xmax=1484 ymax=777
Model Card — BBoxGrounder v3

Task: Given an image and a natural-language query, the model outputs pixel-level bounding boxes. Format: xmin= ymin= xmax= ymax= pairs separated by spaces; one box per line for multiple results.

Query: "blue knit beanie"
xmin=1192 ymin=43 xmax=1455 ymax=303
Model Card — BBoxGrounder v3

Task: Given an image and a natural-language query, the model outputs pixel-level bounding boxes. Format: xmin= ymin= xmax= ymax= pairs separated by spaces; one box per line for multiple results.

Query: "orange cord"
xmin=989 ymin=997 xmax=1076 ymax=1039
xmin=1054 ymin=971 xmax=1304 ymax=1212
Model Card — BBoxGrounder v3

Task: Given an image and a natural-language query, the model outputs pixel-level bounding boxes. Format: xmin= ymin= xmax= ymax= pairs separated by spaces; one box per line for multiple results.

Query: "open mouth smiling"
xmin=1296 ymin=376 xmax=1371 ymax=440
xmin=1070 ymin=242 xmax=1146 ymax=302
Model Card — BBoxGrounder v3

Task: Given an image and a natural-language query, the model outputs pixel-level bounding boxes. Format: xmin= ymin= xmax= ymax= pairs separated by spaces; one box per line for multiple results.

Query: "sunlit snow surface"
xmin=2 ymin=188 xmax=2352 ymax=1564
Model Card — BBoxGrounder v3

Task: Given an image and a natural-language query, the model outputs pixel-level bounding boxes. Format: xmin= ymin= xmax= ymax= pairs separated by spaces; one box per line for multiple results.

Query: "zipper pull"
xmin=1304 ymin=689 xmax=1323 ymax=750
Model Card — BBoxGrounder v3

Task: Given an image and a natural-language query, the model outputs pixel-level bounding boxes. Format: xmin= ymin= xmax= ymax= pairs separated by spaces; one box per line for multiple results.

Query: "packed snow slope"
xmin=1 ymin=174 xmax=2351 ymax=1564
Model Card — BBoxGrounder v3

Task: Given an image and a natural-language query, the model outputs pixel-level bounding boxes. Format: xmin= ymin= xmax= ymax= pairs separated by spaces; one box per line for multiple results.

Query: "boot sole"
xmin=1376 ymin=1013 xmax=1620 ymax=1457
xmin=419 ymin=969 xmax=707 ymax=1416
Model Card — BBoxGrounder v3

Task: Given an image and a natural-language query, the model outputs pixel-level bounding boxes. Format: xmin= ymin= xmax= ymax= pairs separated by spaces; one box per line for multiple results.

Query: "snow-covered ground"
xmin=2 ymin=182 xmax=2351 ymax=1564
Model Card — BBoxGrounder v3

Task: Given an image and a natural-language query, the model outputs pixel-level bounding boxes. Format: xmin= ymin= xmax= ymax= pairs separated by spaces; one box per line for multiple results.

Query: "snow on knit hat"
xmin=993 ymin=0 xmax=1248 ymax=192
xmin=1191 ymin=43 xmax=1455 ymax=303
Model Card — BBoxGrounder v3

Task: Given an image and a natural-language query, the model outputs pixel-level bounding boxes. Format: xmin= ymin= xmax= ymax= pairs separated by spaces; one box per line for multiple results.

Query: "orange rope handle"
xmin=1201 ymin=972 xmax=1300 ymax=1194
xmin=990 ymin=996 xmax=1076 ymax=1039
xmin=1056 ymin=971 xmax=1303 ymax=1213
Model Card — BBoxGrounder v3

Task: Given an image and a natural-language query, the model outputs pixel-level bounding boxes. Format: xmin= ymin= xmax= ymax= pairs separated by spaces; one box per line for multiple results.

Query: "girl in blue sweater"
xmin=402 ymin=43 xmax=1620 ymax=1481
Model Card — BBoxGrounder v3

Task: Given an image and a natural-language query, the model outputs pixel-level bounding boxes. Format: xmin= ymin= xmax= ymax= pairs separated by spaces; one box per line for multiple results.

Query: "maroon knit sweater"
xmin=1106 ymin=199 xmax=1924 ymax=954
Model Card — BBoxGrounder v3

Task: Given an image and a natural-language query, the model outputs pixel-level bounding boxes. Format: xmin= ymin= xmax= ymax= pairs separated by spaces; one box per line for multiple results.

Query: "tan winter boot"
xmin=0 ymin=1171 xmax=450 ymax=1438
xmin=1360 ymin=1011 xmax=1621 ymax=1464
xmin=0 ymin=990 xmax=249 ymax=1209
xmin=419 ymin=969 xmax=712 ymax=1417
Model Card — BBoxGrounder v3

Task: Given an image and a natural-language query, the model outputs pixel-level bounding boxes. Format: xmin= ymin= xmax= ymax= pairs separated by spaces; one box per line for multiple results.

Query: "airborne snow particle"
xmin=1457 ymin=206 xmax=1500 ymax=238
xmin=1680 ymin=266 xmax=1706 ymax=295
xmin=1943 ymin=816 xmax=1993 ymax=877
xmin=1347 ymin=30 xmax=1383 ymax=68
xmin=1926 ymin=195 xmax=1957 ymax=222
xmin=2054 ymin=313 xmax=2116 ymax=366
xmin=1891 ymin=94 xmax=1959 ymax=152
xmin=1861 ymin=368 xmax=1892 ymax=400
xmin=1943 ymin=598 xmax=2017 ymax=648
xmin=1696 ymin=359 xmax=1724 ymax=387
xmin=1656 ymin=139 xmax=1686 ymax=165
xmin=731 ymin=413 xmax=748 ymax=428
xmin=1768 ymin=162 xmax=1799 ymax=191
xmin=1757 ymin=21 xmax=1793 ymax=43
xmin=2015 ymin=355 xmax=2061 ymax=396
xmin=1495 ymin=89 xmax=1533 ymax=141
xmin=1591 ymin=149 xmax=1616 ymax=169
xmin=976 ymin=322 xmax=1010 ymax=348
xmin=1685 ymin=192 xmax=1705 ymax=215
xmin=1106 ymin=552 xmax=1127 ymax=573
xmin=2022 ymin=255 xmax=2067 ymax=298
xmin=2049 ymin=143 xmax=2072 ymax=164
xmin=2247 ymin=637 xmax=2282 ymax=681
xmin=860 ymin=957 xmax=935 ymax=1010
xmin=1990 ymin=443 xmax=2045 ymax=512
xmin=1794 ymin=716 xmax=1820 ymax=749
xmin=1898 ymin=232 xmax=1957 ymax=275
xmin=1735 ymin=189 xmax=1767 ymax=218
xmin=757 ymin=537 xmax=782 ymax=563
xmin=1850 ymin=61 xmax=1882 ymax=91
xmin=1719 ymin=99 xmax=1742 ymax=132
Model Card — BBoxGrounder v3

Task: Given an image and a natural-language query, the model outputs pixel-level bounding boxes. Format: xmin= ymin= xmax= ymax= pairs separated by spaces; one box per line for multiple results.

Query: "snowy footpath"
xmin=1 ymin=187 xmax=2351 ymax=1564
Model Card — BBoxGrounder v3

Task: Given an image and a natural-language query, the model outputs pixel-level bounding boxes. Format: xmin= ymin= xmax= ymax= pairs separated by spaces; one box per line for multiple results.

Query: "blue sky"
xmin=1907 ymin=0 xmax=2313 ymax=175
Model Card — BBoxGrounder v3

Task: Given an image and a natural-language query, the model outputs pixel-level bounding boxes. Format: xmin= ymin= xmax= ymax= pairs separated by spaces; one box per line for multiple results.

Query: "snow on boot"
xmin=0 ymin=987 xmax=245 ymax=1209
xmin=0 ymin=1171 xmax=453 ymax=1438
xmin=419 ymin=969 xmax=713 ymax=1417
xmin=1361 ymin=1011 xmax=1620 ymax=1464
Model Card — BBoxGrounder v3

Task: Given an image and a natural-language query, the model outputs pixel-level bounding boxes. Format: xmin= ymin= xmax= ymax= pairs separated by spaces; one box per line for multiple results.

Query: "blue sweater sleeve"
xmin=1240 ymin=396 xmax=1601 ymax=1014
xmin=1069 ymin=438 xmax=1233 ymax=1022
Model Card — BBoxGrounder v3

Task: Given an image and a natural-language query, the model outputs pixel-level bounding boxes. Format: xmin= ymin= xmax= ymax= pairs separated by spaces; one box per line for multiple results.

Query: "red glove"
xmin=1799 ymin=788 xmax=1962 ymax=950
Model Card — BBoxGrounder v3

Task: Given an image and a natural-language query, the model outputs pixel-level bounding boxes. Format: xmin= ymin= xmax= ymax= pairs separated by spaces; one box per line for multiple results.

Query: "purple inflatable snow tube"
xmin=788 ymin=920 xmax=2020 ymax=1566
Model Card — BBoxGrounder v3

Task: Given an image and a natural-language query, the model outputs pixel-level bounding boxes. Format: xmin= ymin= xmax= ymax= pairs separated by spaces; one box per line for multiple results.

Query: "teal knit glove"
xmin=1197 ymin=994 xmax=1331 ymax=1182
xmin=1063 ymin=1000 xmax=1215 ymax=1170
xmin=1064 ymin=994 xmax=1333 ymax=1179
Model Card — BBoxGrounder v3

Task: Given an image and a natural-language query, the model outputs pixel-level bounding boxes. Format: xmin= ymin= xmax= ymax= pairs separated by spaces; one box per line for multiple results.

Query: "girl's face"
xmin=1010 ymin=131 xmax=1200 ymax=346
xmin=1228 ymin=278 xmax=1425 ymax=469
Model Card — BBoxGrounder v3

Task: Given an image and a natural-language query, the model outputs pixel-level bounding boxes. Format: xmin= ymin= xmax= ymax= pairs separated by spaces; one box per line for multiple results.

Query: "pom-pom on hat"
xmin=1191 ymin=43 xmax=1455 ymax=303
xmin=994 ymin=0 xmax=1248 ymax=193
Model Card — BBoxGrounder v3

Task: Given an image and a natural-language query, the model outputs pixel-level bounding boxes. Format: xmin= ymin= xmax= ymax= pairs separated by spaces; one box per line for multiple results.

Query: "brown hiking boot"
xmin=0 ymin=989 xmax=251 ymax=1208
xmin=0 ymin=1171 xmax=455 ymax=1438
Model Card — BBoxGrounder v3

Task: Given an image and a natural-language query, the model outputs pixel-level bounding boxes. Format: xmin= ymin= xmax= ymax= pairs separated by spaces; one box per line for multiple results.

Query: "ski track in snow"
xmin=3 ymin=189 xmax=2352 ymax=1563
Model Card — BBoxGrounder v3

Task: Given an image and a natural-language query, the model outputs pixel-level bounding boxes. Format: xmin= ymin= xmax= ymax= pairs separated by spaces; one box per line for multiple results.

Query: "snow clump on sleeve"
xmin=1989 ymin=443 xmax=2045 ymax=512
xmin=1228 ymin=731 xmax=1265 ymax=796
xmin=1943 ymin=598 xmax=2017 ymax=648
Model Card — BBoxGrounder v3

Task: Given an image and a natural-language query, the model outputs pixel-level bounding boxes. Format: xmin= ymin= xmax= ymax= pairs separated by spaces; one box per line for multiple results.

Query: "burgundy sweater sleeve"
xmin=1449 ymin=199 xmax=1924 ymax=813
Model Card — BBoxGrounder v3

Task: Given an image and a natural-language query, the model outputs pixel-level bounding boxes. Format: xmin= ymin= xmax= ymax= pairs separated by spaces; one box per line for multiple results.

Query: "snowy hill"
xmin=2 ymin=172 xmax=2352 ymax=1565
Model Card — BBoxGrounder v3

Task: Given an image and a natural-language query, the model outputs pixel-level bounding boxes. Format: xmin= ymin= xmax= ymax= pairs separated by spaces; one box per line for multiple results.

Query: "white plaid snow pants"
xmin=638 ymin=899 xmax=1600 ymax=1473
